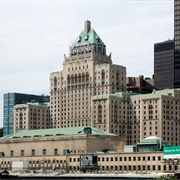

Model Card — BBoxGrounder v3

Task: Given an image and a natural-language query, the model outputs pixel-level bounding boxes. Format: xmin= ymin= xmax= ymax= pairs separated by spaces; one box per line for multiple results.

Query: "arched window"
xmin=71 ymin=74 xmax=74 ymax=83
xmin=67 ymin=75 xmax=70 ymax=84
xmin=82 ymin=73 xmax=85 ymax=82
xmin=101 ymin=70 xmax=105 ymax=80
xmin=98 ymin=105 xmax=102 ymax=123
xmin=75 ymin=74 xmax=78 ymax=83
xmin=79 ymin=74 xmax=81 ymax=83
xmin=54 ymin=77 xmax=57 ymax=86
xmin=86 ymin=73 xmax=89 ymax=82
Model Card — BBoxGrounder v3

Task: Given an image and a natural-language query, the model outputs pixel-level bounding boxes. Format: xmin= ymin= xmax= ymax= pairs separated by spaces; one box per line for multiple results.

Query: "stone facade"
xmin=0 ymin=151 xmax=178 ymax=175
xmin=14 ymin=102 xmax=50 ymax=132
xmin=50 ymin=21 xmax=126 ymax=130
xmin=48 ymin=21 xmax=180 ymax=146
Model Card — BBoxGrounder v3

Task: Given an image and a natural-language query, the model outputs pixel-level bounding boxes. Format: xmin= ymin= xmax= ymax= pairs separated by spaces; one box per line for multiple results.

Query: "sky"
xmin=0 ymin=0 xmax=174 ymax=127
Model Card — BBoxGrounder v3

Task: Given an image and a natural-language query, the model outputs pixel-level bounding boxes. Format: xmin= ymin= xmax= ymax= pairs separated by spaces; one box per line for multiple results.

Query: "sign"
xmin=164 ymin=146 xmax=180 ymax=159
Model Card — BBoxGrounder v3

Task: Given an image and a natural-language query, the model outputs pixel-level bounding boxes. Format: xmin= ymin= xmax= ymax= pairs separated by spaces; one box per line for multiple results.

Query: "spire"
xmin=84 ymin=20 xmax=91 ymax=34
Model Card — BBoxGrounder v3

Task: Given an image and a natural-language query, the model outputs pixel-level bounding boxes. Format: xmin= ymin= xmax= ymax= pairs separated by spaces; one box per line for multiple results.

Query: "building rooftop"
xmin=70 ymin=20 xmax=105 ymax=49
xmin=1 ymin=127 xmax=117 ymax=139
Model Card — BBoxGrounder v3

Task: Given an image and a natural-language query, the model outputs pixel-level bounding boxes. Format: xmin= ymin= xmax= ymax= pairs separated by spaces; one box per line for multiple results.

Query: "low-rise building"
xmin=0 ymin=132 xmax=176 ymax=175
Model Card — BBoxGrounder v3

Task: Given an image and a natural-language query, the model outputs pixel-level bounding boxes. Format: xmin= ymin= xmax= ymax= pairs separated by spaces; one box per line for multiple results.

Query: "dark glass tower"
xmin=3 ymin=93 xmax=49 ymax=136
xmin=154 ymin=40 xmax=174 ymax=90
xmin=174 ymin=0 xmax=180 ymax=87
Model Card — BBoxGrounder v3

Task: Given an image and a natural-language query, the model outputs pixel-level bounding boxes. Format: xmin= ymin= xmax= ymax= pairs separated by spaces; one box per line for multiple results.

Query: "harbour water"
xmin=3 ymin=173 xmax=160 ymax=179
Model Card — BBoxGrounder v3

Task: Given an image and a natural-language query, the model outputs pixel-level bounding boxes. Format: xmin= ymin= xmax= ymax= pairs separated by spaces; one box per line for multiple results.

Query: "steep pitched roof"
xmin=70 ymin=29 xmax=105 ymax=49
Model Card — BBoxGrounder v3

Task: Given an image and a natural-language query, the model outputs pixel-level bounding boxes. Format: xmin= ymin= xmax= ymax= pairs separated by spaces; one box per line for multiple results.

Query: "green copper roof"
xmin=70 ymin=29 xmax=105 ymax=49
xmin=2 ymin=127 xmax=117 ymax=139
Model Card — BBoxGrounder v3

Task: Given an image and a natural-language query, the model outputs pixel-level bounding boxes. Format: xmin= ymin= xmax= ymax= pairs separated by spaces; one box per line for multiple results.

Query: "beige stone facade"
xmin=50 ymin=21 xmax=126 ymax=130
xmin=0 ymin=134 xmax=124 ymax=158
xmin=0 ymin=150 xmax=177 ymax=175
xmin=90 ymin=89 xmax=180 ymax=146
xmin=48 ymin=21 xmax=180 ymax=146
xmin=14 ymin=102 xmax=50 ymax=132
xmin=0 ymin=133 xmax=126 ymax=171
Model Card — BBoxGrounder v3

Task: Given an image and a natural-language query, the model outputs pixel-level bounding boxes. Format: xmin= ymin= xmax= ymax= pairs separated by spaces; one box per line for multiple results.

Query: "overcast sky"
xmin=0 ymin=0 xmax=174 ymax=127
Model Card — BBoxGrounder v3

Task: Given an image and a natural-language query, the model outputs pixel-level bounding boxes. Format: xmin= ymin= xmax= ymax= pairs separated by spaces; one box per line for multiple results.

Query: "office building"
xmin=3 ymin=93 xmax=49 ymax=136
xmin=154 ymin=40 xmax=174 ymax=90
xmin=0 ymin=128 xmax=3 ymax=137
xmin=154 ymin=1 xmax=180 ymax=89
xmin=174 ymin=0 xmax=180 ymax=88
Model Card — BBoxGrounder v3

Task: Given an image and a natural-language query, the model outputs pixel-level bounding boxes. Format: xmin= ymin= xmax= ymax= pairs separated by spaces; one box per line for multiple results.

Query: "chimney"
xmin=84 ymin=20 xmax=91 ymax=34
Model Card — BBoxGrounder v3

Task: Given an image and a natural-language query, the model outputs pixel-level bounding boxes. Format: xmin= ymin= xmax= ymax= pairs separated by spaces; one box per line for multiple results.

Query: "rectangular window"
xmin=31 ymin=149 xmax=35 ymax=156
xmin=42 ymin=149 xmax=46 ymax=156
xmin=54 ymin=148 xmax=58 ymax=155
xmin=10 ymin=150 xmax=14 ymax=157
xmin=164 ymin=165 xmax=166 ymax=171
xmin=21 ymin=150 xmax=24 ymax=157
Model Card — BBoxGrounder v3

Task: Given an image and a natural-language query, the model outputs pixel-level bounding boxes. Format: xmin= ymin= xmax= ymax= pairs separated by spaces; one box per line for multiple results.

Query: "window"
xmin=10 ymin=150 xmax=14 ymax=157
xmin=54 ymin=148 xmax=58 ymax=155
xmin=21 ymin=150 xmax=24 ymax=157
xmin=42 ymin=149 xmax=46 ymax=156
xmin=31 ymin=149 xmax=35 ymax=156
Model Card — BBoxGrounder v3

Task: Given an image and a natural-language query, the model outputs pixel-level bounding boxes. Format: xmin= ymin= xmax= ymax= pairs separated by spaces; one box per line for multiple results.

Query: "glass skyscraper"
xmin=154 ymin=40 xmax=174 ymax=90
xmin=3 ymin=93 xmax=49 ymax=136
xmin=174 ymin=0 xmax=180 ymax=87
